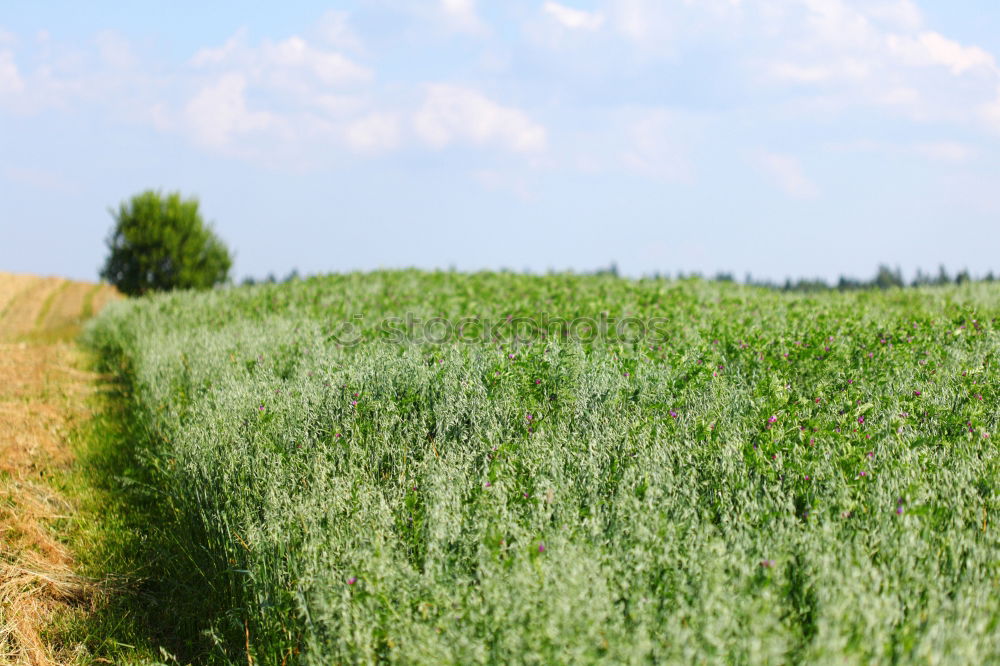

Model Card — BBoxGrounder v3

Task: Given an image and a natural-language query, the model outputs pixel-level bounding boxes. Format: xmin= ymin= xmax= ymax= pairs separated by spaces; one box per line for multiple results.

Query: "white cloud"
xmin=262 ymin=36 xmax=370 ymax=85
xmin=413 ymin=84 xmax=547 ymax=153
xmin=801 ymin=0 xmax=880 ymax=50
xmin=543 ymin=2 xmax=605 ymax=31
xmin=191 ymin=32 xmax=371 ymax=87
xmin=912 ymin=141 xmax=974 ymax=163
xmin=758 ymin=152 xmax=819 ymax=199
xmin=0 ymin=26 xmax=16 ymax=47
xmin=980 ymin=88 xmax=1000 ymax=134
xmin=887 ymin=31 xmax=996 ymax=75
xmin=149 ymin=102 xmax=173 ymax=131
xmin=0 ymin=49 xmax=23 ymax=94
xmin=865 ymin=0 xmax=922 ymax=31
xmin=95 ymin=30 xmax=136 ymax=69
xmin=190 ymin=30 xmax=244 ymax=66
xmin=316 ymin=11 xmax=364 ymax=52
xmin=768 ymin=59 xmax=869 ymax=84
xmin=344 ymin=112 xmax=400 ymax=154
xmin=610 ymin=0 xmax=672 ymax=50
xmin=176 ymin=34 xmax=545 ymax=162
xmin=621 ymin=109 xmax=693 ymax=183
xmin=313 ymin=93 xmax=366 ymax=116
xmin=0 ymin=32 xmax=162 ymax=117
xmin=878 ymin=86 xmax=920 ymax=106
xmin=747 ymin=0 xmax=1000 ymax=133
xmin=177 ymin=29 xmax=382 ymax=158
xmin=440 ymin=0 xmax=486 ymax=34
xmin=183 ymin=73 xmax=277 ymax=148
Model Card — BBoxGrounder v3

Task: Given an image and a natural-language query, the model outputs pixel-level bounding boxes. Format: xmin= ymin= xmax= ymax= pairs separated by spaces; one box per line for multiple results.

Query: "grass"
xmin=81 ymin=270 xmax=1000 ymax=663
xmin=80 ymin=283 xmax=102 ymax=322
xmin=48 ymin=366 xmax=231 ymax=664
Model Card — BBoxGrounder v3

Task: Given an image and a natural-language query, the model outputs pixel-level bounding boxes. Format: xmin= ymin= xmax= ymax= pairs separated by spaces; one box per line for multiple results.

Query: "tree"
xmin=100 ymin=190 xmax=232 ymax=296
xmin=873 ymin=264 xmax=904 ymax=290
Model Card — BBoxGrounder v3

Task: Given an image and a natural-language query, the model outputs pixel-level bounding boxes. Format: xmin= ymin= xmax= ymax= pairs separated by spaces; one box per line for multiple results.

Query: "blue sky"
xmin=2 ymin=0 xmax=999 ymax=282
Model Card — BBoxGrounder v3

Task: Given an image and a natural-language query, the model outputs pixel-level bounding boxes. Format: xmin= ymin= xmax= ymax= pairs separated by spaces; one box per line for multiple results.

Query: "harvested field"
xmin=0 ymin=273 xmax=119 ymax=665
xmin=0 ymin=275 xmax=118 ymax=345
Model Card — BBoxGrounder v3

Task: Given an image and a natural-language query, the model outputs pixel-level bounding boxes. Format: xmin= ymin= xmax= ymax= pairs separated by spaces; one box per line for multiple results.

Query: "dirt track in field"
xmin=0 ymin=273 xmax=119 ymax=665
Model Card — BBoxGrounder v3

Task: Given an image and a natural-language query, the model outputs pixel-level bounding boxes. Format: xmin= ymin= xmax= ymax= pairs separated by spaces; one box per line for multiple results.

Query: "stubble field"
xmin=0 ymin=273 xmax=119 ymax=665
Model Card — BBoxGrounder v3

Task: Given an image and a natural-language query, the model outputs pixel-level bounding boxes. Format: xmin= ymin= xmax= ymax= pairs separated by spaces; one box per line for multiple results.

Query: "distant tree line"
xmin=643 ymin=264 xmax=995 ymax=291
xmin=741 ymin=265 xmax=992 ymax=292
xmin=241 ymin=269 xmax=302 ymax=286
xmin=238 ymin=263 xmax=995 ymax=292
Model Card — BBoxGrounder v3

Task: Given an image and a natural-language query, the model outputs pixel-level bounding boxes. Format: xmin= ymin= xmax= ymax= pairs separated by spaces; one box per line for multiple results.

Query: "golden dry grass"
xmin=0 ymin=273 xmax=120 ymax=665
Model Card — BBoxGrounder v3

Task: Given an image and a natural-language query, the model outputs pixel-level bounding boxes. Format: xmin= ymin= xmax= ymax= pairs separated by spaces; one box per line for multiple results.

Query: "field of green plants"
xmin=85 ymin=271 xmax=1000 ymax=663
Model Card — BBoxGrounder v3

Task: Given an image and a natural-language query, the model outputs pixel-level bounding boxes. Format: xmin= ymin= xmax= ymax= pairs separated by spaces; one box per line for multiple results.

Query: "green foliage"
xmin=100 ymin=190 xmax=232 ymax=296
xmin=85 ymin=271 xmax=1000 ymax=663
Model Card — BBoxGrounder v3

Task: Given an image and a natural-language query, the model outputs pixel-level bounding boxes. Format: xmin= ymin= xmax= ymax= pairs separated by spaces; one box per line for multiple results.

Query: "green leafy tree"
xmin=100 ymin=190 xmax=232 ymax=296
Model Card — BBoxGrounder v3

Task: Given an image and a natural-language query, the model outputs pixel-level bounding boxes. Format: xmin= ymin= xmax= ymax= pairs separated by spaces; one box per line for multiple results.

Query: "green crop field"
xmin=85 ymin=271 xmax=1000 ymax=663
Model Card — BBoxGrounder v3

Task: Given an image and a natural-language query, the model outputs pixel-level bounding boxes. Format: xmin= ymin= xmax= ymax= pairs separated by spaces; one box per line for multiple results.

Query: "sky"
xmin=2 ymin=0 xmax=999 ymax=283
